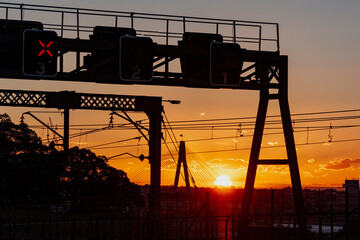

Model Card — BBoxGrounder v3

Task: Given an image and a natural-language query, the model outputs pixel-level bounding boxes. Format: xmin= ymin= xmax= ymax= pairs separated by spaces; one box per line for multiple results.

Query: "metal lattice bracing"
xmin=80 ymin=95 xmax=136 ymax=110
xmin=0 ymin=90 xmax=46 ymax=107
xmin=0 ymin=89 xmax=161 ymax=112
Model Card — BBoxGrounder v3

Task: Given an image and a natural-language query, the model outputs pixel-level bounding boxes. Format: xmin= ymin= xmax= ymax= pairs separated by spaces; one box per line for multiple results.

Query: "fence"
xmin=1 ymin=187 xmax=359 ymax=239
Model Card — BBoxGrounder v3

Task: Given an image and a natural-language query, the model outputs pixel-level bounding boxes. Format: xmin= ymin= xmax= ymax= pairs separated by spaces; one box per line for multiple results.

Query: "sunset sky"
xmin=1 ymin=0 xmax=360 ymax=188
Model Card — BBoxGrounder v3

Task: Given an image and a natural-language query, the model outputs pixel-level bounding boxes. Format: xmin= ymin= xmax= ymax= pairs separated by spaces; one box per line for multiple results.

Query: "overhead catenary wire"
xmin=12 ymin=107 xmax=360 ymax=188
xmin=162 ymin=111 xmax=179 ymax=152
xmin=21 ymin=108 xmax=360 ymax=160
xmin=85 ymin=124 xmax=360 ymax=150
xmin=159 ymin=108 xmax=360 ymax=124
xmin=28 ymin=119 xmax=360 ymax=149
xmin=109 ymin=137 xmax=360 ymax=161
xmin=26 ymin=114 xmax=360 ymax=129
xmin=24 ymin=108 xmax=360 ymax=127
xmin=86 ymin=136 xmax=141 ymax=149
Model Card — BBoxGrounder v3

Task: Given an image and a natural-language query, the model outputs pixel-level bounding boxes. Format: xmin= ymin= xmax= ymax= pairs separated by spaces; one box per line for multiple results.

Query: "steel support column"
xmin=63 ymin=108 xmax=69 ymax=154
xmin=240 ymin=89 xmax=269 ymax=235
xmin=240 ymin=56 xmax=307 ymax=240
xmin=146 ymin=108 xmax=163 ymax=240
xmin=278 ymin=56 xmax=307 ymax=237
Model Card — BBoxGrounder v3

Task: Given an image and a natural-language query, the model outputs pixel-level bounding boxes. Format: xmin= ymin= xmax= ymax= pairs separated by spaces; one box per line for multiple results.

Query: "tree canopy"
xmin=0 ymin=113 xmax=143 ymax=211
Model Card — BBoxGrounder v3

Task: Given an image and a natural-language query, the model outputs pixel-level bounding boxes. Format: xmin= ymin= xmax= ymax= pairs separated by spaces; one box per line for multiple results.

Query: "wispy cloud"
xmin=258 ymin=165 xmax=289 ymax=175
xmin=267 ymin=141 xmax=279 ymax=146
xmin=307 ymin=158 xmax=315 ymax=163
xmin=207 ymin=158 xmax=248 ymax=174
xmin=208 ymin=158 xmax=247 ymax=167
xmin=323 ymin=158 xmax=360 ymax=170
xmin=322 ymin=142 xmax=332 ymax=146
xmin=301 ymin=170 xmax=314 ymax=178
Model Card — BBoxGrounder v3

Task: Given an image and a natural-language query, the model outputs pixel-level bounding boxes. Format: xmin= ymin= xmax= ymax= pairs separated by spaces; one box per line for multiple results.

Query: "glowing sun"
xmin=215 ymin=175 xmax=232 ymax=187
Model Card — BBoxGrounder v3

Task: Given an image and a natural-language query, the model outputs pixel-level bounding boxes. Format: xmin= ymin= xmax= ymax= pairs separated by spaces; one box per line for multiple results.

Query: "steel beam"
xmin=240 ymin=88 xmax=269 ymax=235
xmin=0 ymin=89 xmax=162 ymax=112
xmin=257 ymin=159 xmax=289 ymax=165
xmin=63 ymin=108 xmax=69 ymax=154
xmin=278 ymin=56 xmax=307 ymax=238
xmin=146 ymin=106 xmax=163 ymax=240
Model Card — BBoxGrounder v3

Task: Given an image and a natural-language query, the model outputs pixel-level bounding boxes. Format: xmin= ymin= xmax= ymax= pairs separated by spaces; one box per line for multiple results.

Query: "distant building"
xmin=343 ymin=179 xmax=359 ymax=214
xmin=343 ymin=179 xmax=359 ymax=193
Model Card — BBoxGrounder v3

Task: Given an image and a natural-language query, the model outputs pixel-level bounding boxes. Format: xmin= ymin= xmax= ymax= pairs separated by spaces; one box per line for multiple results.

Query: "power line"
xmin=109 ymin=137 xmax=360 ymax=161
xmin=157 ymin=108 xmax=360 ymax=124
xmin=163 ymin=110 xmax=201 ymax=191
xmin=22 ymin=107 xmax=360 ymax=161
xmin=27 ymin=113 xmax=360 ymax=130
xmin=25 ymin=108 xmax=360 ymax=129
xmin=158 ymin=115 xmax=360 ymax=129
xmin=85 ymin=124 xmax=360 ymax=150
xmin=87 ymin=136 xmax=141 ymax=149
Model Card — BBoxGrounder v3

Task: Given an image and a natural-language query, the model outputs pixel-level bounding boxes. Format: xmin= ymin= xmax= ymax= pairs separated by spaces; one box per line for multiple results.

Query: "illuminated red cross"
xmin=38 ymin=40 xmax=53 ymax=57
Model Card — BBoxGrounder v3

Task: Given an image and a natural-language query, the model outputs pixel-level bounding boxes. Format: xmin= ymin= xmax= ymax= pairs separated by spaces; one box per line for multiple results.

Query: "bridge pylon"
xmin=174 ymin=141 xmax=191 ymax=192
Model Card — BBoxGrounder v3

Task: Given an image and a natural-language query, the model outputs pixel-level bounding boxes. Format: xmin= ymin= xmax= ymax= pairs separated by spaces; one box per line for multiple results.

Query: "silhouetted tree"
xmin=0 ymin=113 xmax=143 ymax=211
xmin=0 ymin=113 xmax=60 ymax=205
xmin=64 ymin=147 xmax=144 ymax=211
xmin=0 ymin=113 xmax=48 ymax=155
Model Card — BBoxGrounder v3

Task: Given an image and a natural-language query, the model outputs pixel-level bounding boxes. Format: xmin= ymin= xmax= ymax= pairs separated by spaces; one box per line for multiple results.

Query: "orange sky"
xmin=1 ymin=0 xmax=360 ymax=188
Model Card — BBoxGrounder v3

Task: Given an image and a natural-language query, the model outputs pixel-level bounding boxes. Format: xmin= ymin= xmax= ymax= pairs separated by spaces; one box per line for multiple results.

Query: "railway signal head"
xmin=210 ymin=42 xmax=243 ymax=87
xmin=23 ymin=29 xmax=58 ymax=77
xmin=119 ymin=36 xmax=154 ymax=82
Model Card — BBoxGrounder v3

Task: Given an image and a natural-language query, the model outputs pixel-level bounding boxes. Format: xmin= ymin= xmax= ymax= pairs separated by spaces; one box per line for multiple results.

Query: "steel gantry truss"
xmin=0 ymin=2 xmax=280 ymax=91
xmin=0 ymin=2 xmax=307 ymax=239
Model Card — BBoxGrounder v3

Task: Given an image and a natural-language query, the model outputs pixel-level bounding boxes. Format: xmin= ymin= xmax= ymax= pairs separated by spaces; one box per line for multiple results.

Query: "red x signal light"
xmin=23 ymin=30 xmax=58 ymax=77
xmin=38 ymin=40 xmax=54 ymax=57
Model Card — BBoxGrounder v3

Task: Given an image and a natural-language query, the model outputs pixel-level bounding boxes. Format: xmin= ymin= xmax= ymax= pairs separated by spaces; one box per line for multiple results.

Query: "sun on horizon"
xmin=215 ymin=175 xmax=233 ymax=187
